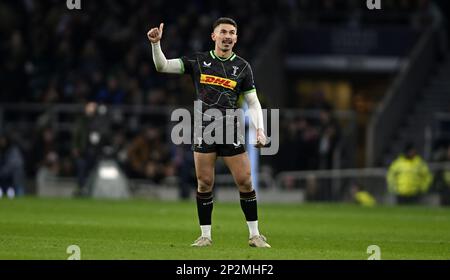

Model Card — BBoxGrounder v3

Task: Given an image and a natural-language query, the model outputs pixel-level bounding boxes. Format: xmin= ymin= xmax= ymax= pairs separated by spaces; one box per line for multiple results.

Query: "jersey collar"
xmin=210 ymin=50 xmax=236 ymax=62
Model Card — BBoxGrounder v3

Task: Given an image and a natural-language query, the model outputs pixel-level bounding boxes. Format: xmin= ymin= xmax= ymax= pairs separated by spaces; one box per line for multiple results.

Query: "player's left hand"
xmin=255 ymin=128 xmax=266 ymax=148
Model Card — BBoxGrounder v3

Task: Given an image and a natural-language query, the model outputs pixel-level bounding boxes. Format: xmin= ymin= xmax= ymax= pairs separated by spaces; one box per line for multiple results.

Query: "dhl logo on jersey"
xmin=200 ymin=74 xmax=237 ymax=90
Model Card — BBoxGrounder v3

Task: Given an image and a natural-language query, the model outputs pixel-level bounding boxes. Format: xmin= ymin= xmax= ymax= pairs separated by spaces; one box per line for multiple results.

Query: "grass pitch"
xmin=0 ymin=197 xmax=449 ymax=260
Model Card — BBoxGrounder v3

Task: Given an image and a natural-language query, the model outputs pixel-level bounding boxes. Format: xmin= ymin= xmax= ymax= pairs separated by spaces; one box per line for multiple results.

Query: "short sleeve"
xmin=241 ymin=63 xmax=256 ymax=95
xmin=180 ymin=54 xmax=196 ymax=75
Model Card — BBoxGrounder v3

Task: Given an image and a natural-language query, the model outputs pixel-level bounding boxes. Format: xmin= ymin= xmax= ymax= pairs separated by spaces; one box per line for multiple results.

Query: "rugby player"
xmin=147 ymin=17 xmax=270 ymax=248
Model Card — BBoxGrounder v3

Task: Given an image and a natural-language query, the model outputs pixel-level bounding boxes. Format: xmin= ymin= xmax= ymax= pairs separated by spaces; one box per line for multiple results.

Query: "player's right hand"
xmin=147 ymin=23 xmax=164 ymax=43
xmin=255 ymin=128 xmax=267 ymax=148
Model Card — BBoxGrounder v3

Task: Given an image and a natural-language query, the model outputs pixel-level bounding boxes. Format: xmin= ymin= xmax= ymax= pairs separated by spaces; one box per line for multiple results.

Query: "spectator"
xmin=127 ymin=126 xmax=171 ymax=183
xmin=36 ymin=151 xmax=60 ymax=195
xmin=350 ymin=182 xmax=376 ymax=207
xmin=387 ymin=143 xmax=433 ymax=204
xmin=0 ymin=133 xmax=26 ymax=197
xmin=31 ymin=126 xmax=60 ymax=176
xmin=276 ymin=116 xmax=306 ymax=172
xmin=318 ymin=110 xmax=340 ymax=170
xmin=72 ymin=102 xmax=111 ymax=195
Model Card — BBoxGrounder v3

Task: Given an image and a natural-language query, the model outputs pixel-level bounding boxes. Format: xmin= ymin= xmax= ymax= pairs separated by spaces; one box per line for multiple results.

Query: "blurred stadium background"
xmin=1 ymin=0 xmax=450 ymax=206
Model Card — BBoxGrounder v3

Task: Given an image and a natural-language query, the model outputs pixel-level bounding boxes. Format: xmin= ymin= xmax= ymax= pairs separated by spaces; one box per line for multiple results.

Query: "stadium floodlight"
xmin=90 ymin=160 xmax=130 ymax=199
xmin=98 ymin=166 xmax=120 ymax=180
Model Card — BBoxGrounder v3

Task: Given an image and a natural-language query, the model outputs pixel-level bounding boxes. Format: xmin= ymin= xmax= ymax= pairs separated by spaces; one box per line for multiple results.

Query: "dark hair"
xmin=403 ymin=142 xmax=415 ymax=154
xmin=213 ymin=17 xmax=237 ymax=31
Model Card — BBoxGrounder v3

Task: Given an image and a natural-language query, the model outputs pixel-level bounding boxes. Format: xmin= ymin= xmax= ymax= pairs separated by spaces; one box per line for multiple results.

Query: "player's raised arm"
xmin=147 ymin=23 xmax=184 ymax=74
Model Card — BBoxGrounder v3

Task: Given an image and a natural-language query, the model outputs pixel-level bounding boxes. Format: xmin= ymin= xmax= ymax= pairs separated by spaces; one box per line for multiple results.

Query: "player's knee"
xmin=197 ymin=175 xmax=214 ymax=192
xmin=236 ymin=173 xmax=252 ymax=191
xmin=238 ymin=183 xmax=253 ymax=193
xmin=197 ymin=183 xmax=213 ymax=193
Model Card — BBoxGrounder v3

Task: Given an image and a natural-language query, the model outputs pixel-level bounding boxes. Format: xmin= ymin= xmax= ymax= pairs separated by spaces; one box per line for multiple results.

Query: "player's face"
xmin=211 ymin=24 xmax=237 ymax=52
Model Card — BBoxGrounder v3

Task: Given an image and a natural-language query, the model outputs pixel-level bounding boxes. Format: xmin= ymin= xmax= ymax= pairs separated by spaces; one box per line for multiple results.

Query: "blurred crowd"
xmin=0 ymin=0 xmax=284 ymax=105
xmin=0 ymin=0 xmax=438 ymax=104
xmin=0 ymin=0 xmax=445 ymax=198
xmin=274 ymin=95 xmax=340 ymax=173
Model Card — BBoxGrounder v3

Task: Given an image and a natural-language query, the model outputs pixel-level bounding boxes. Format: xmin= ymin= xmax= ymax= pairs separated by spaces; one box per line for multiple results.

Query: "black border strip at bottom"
xmin=1 ymin=260 xmax=448 ymax=278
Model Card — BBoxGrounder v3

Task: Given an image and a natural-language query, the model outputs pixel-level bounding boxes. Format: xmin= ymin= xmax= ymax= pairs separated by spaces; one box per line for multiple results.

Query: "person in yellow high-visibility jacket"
xmin=350 ymin=182 xmax=376 ymax=207
xmin=387 ymin=143 xmax=433 ymax=204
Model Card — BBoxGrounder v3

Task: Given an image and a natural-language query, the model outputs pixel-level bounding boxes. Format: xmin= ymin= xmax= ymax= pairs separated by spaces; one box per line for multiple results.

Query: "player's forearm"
xmin=245 ymin=92 xmax=265 ymax=131
xmin=151 ymin=42 xmax=183 ymax=74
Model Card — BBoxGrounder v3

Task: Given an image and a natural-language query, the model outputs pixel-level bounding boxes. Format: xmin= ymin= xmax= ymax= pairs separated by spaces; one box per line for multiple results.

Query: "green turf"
xmin=0 ymin=197 xmax=449 ymax=260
